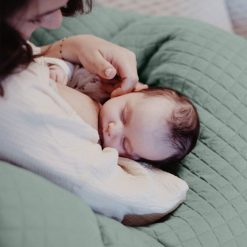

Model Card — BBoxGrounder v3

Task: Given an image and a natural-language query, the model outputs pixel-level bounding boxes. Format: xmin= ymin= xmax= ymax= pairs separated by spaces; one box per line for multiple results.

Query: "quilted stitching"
xmin=9 ymin=6 xmax=247 ymax=247
xmin=112 ymin=17 xmax=247 ymax=247
xmin=0 ymin=162 xmax=104 ymax=247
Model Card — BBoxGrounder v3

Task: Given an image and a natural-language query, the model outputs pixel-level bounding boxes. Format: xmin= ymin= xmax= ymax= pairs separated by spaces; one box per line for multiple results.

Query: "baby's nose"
xmin=108 ymin=121 xmax=122 ymax=138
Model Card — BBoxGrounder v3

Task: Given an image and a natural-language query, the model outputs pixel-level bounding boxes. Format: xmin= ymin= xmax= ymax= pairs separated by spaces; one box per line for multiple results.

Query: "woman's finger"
xmin=111 ymin=51 xmax=139 ymax=96
xmin=134 ymin=82 xmax=149 ymax=92
xmin=81 ymin=50 xmax=117 ymax=80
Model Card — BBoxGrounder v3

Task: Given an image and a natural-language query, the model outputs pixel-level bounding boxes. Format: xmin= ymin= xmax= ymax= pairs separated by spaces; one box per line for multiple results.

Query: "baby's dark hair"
xmin=140 ymin=87 xmax=200 ymax=167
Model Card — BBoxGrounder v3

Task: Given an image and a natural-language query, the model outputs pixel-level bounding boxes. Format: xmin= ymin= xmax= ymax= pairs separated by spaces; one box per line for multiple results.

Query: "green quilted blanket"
xmin=1 ymin=6 xmax=247 ymax=247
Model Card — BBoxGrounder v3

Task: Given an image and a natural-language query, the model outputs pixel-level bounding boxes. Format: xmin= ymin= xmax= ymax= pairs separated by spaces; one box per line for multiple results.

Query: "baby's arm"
xmin=117 ymin=157 xmax=188 ymax=226
xmin=42 ymin=57 xmax=75 ymax=85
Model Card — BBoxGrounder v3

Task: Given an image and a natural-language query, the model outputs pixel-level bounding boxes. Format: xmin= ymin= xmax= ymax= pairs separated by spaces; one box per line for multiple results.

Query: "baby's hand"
xmin=48 ymin=64 xmax=68 ymax=85
xmin=68 ymin=66 xmax=112 ymax=103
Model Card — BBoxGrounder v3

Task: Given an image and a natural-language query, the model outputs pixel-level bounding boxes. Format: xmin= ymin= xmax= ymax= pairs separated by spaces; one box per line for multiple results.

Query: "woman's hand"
xmin=68 ymin=66 xmax=148 ymax=103
xmin=71 ymin=35 xmax=139 ymax=97
xmin=43 ymin=35 xmax=139 ymax=97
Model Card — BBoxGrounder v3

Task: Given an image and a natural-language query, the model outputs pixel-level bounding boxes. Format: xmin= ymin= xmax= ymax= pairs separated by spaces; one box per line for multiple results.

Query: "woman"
xmin=0 ymin=0 xmax=188 ymax=225
xmin=1 ymin=0 xmax=139 ymax=95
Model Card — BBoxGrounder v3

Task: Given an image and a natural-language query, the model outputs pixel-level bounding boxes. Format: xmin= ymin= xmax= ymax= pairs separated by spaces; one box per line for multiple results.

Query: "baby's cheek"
xmin=104 ymin=138 xmax=121 ymax=154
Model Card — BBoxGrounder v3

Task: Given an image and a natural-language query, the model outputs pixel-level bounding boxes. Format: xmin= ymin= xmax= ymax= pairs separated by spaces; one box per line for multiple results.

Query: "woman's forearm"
xmin=40 ymin=34 xmax=139 ymax=96
xmin=40 ymin=37 xmax=79 ymax=63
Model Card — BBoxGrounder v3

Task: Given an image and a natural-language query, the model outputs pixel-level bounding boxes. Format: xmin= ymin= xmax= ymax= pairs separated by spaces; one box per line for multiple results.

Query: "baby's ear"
xmin=134 ymin=82 xmax=149 ymax=92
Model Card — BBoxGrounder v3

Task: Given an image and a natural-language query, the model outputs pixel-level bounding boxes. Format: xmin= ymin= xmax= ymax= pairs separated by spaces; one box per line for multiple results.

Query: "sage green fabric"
xmin=1 ymin=5 xmax=247 ymax=247
xmin=0 ymin=162 xmax=103 ymax=247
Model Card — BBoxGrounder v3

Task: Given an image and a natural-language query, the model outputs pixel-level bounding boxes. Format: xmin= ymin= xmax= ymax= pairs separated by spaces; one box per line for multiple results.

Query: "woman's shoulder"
xmin=2 ymin=61 xmax=51 ymax=93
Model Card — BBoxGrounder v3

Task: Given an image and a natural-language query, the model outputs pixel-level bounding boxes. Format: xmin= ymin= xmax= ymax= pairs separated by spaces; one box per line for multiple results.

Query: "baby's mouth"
xmin=98 ymin=114 xmax=104 ymax=147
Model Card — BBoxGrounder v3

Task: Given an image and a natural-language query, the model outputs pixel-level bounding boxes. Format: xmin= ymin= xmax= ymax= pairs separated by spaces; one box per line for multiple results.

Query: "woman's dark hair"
xmin=0 ymin=0 xmax=93 ymax=95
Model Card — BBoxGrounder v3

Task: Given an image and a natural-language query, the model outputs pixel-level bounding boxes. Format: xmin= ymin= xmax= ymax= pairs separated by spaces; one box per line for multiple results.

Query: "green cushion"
xmin=1 ymin=5 xmax=246 ymax=247
xmin=0 ymin=162 xmax=103 ymax=247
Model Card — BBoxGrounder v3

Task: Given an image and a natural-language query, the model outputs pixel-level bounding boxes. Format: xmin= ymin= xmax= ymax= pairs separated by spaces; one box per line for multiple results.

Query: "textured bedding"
xmin=1 ymin=6 xmax=247 ymax=247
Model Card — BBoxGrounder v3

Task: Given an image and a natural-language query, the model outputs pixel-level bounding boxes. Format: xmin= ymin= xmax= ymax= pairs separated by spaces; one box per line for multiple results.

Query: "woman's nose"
xmin=40 ymin=10 xmax=63 ymax=29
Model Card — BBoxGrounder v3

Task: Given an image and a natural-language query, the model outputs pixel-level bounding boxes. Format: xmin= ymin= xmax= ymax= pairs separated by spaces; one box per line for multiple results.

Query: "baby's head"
xmin=99 ymin=87 xmax=200 ymax=165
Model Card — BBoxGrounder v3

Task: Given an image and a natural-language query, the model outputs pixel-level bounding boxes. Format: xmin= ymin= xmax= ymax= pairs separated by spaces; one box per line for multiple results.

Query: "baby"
xmin=41 ymin=57 xmax=200 ymax=166
xmin=99 ymin=86 xmax=200 ymax=166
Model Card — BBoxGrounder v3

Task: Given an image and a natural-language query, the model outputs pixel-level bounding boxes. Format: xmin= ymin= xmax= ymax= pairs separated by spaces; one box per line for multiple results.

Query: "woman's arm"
xmin=41 ymin=35 xmax=139 ymax=96
xmin=112 ymin=158 xmax=189 ymax=226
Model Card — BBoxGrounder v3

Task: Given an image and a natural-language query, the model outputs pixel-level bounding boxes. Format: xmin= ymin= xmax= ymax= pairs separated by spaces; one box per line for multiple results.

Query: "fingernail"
xmin=105 ymin=68 xmax=114 ymax=78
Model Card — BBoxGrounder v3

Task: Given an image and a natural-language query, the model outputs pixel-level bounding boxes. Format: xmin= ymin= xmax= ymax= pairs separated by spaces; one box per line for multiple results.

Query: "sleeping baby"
xmin=34 ymin=55 xmax=199 ymax=225
xmin=46 ymin=58 xmax=200 ymax=166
